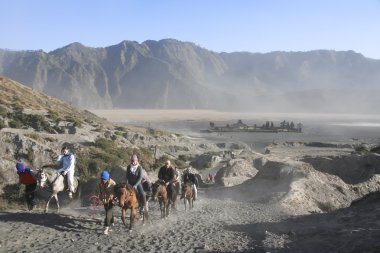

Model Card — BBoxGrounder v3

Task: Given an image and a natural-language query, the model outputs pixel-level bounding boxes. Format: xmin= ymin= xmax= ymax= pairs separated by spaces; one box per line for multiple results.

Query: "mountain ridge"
xmin=1 ymin=39 xmax=379 ymax=113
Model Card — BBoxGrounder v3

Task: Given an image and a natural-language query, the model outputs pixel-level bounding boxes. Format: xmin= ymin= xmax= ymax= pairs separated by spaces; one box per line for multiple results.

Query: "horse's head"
xmin=36 ymin=169 xmax=48 ymax=188
xmin=152 ymin=180 xmax=167 ymax=201
xmin=116 ymin=182 xmax=134 ymax=207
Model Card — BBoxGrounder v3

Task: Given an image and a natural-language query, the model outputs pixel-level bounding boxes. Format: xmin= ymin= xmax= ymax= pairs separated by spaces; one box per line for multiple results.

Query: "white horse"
xmin=36 ymin=167 xmax=79 ymax=213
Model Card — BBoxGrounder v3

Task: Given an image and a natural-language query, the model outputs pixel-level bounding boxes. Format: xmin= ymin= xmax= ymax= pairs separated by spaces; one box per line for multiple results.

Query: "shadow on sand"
xmin=224 ymin=191 xmax=380 ymax=253
xmin=0 ymin=211 xmax=97 ymax=233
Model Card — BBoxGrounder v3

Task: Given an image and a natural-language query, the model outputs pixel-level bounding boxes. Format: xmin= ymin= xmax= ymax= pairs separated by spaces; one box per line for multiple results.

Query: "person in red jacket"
xmin=16 ymin=162 xmax=37 ymax=211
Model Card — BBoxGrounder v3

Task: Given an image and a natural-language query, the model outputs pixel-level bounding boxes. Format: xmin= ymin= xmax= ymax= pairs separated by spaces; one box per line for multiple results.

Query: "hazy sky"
xmin=1 ymin=0 xmax=380 ymax=59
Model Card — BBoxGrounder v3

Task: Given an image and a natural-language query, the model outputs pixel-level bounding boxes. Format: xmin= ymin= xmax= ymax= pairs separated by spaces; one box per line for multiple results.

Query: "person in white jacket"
xmin=57 ymin=146 xmax=76 ymax=198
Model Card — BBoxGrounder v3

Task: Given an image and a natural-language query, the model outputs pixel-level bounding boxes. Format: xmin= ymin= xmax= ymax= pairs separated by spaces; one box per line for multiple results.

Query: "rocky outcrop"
xmin=214 ymin=158 xmax=258 ymax=187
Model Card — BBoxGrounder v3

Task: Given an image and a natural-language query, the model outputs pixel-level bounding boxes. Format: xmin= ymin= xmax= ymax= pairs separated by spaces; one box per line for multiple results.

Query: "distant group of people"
xmin=94 ymin=156 xmax=199 ymax=235
xmin=15 ymin=147 xmax=200 ymax=236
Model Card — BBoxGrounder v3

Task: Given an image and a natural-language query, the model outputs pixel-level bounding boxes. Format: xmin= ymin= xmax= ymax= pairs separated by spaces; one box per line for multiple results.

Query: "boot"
xmin=103 ymin=226 xmax=109 ymax=235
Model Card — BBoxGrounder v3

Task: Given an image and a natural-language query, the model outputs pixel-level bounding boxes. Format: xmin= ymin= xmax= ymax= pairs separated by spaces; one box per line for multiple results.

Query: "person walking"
xmin=95 ymin=170 xmax=116 ymax=235
xmin=16 ymin=162 xmax=37 ymax=211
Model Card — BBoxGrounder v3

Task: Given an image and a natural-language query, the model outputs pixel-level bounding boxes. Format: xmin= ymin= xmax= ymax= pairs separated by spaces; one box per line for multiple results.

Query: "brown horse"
xmin=182 ymin=183 xmax=194 ymax=211
xmin=116 ymin=183 xmax=148 ymax=231
xmin=152 ymin=180 xmax=169 ymax=218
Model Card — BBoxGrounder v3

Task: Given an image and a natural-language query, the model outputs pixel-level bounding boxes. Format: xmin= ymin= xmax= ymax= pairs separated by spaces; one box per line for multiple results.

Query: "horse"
xmin=152 ymin=180 xmax=169 ymax=218
xmin=182 ymin=183 xmax=194 ymax=211
xmin=115 ymin=182 xmax=148 ymax=231
xmin=36 ymin=167 xmax=79 ymax=213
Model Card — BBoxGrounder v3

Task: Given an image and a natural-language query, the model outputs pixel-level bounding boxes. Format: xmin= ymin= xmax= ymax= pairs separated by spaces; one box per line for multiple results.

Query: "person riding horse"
xmin=126 ymin=154 xmax=146 ymax=216
xmin=158 ymin=160 xmax=177 ymax=204
xmin=182 ymin=167 xmax=199 ymax=201
xmin=57 ymin=146 xmax=76 ymax=199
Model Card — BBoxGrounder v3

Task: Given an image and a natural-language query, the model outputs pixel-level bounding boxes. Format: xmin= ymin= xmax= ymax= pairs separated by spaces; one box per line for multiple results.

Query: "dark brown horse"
xmin=182 ymin=183 xmax=194 ymax=211
xmin=116 ymin=183 xmax=148 ymax=231
xmin=152 ymin=180 xmax=169 ymax=218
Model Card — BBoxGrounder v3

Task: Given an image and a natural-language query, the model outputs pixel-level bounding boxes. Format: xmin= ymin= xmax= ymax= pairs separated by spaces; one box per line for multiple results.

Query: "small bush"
xmin=9 ymin=119 xmax=23 ymax=128
xmin=0 ymin=106 xmax=8 ymax=117
xmin=354 ymin=145 xmax=370 ymax=155
xmin=25 ymin=133 xmax=40 ymax=141
xmin=95 ymin=137 xmax=115 ymax=150
xmin=0 ymin=119 xmax=5 ymax=129
xmin=317 ymin=201 xmax=336 ymax=212
xmin=44 ymin=136 xmax=57 ymax=142
xmin=115 ymin=126 xmax=126 ymax=132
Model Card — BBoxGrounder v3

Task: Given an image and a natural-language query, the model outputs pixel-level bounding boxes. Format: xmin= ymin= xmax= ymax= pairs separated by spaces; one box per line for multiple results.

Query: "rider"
xmin=95 ymin=170 xmax=116 ymax=235
xmin=158 ymin=160 xmax=176 ymax=201
xmin=174 ymin=167 xmax=181 ymax=195
xmin=182 ymin=167 xmax=199 ymax=200
xmin=16 ymin=162 xmax=37 ymax=211
xmin=126 ymin=154 xmax=146 ymax=215
xmin=57 ymin=146 xmax=75 ymax=198
xmin=141 ymin=169 xmax=152 ymax=204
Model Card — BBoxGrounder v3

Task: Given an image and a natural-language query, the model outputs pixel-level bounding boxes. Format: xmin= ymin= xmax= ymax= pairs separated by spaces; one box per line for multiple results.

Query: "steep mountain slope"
xmin=1 ymin=39 xmax=379 ymax=112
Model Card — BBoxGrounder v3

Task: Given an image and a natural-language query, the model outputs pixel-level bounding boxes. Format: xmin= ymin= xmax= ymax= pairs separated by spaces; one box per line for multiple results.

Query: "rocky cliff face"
xmin=1 ymin=39 xmax=380 ymax=112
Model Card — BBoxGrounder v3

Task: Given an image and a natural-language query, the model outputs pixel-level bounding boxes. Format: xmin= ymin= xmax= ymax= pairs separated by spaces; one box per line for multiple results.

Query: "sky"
xmin=1 ymin=0 xmax=380 ymax=59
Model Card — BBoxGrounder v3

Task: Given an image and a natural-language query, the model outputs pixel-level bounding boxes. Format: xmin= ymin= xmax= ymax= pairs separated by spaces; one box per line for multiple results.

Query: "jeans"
xmin=135 ymin=183 xmax=146 ymax=208
xmin=103 ymin=201 xmax=115 ymax=227
xmin=25 ymin=183 xmax=37 ymax=209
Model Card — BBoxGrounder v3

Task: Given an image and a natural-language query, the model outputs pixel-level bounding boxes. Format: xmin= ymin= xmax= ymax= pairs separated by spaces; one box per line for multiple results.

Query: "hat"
xmin=100 ymin=170 xmax=110 ymax=180
xmin=16 ymin=163 xmax=25 ymax=173
xmin=131 ymin=154 xmax=138 ymax=162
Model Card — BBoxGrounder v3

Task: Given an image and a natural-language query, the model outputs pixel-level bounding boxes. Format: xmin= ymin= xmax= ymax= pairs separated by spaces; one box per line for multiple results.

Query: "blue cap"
xmin=16 ymin=163 xmax=25 ymax=173
xmin=100 ymin=170 xmax=110 ymax=180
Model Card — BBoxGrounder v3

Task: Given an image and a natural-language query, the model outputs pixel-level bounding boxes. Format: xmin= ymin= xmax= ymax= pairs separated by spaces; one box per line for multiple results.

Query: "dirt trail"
xmin=0 ymin=187 xmax=289 ymax=253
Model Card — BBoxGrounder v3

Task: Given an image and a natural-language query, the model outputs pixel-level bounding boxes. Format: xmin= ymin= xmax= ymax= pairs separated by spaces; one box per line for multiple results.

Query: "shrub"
xmin=65 ymin=115 xmax=83 ymax=128
xmin=317 ymin=201 xmax=336 ymax=212
xmin=9 ymin=119 xmax=23 ymax=128
xmin=115 ymin=126 xmax=126 ymax=132
xmin=25 ymin=133 xmax=40 ymax=141
xmin=0 ymin=106 xmax=7 ymax=117
xmin=95 ymin=137 xmax=115 ymax=150
xmin=47 ymin=110 xmax=62 ymax=123
xmin=354 ymin=144 xmax=370 ymax=155
xmin=44 ymin=136 xmax=57 ymax=142
xmin=0 ymin=119 xmax=5 ymax=129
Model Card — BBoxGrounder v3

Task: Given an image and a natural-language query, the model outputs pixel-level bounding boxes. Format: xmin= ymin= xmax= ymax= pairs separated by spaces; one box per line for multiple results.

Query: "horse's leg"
xmin=143 ymin=200 xmax=149 ymax=224
xmin=54 ymin=194 xmax=60 ymax=213
xmin=121 ymin=208 xmax=127 ymax=226
xmin=44 ymin=193 xmax=56 ymax=213
xmin=159 ymin=201 xmax=163 ymax=218
xmin=129 ymin=208 xmax=136 ymax=231
xmin=166 ymin=200 xmax=170 ymax=217
xmin=184 ymin=197 xmax=187 ymax=211
xmin=161 ymin=201 xmax=166 ymax=219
